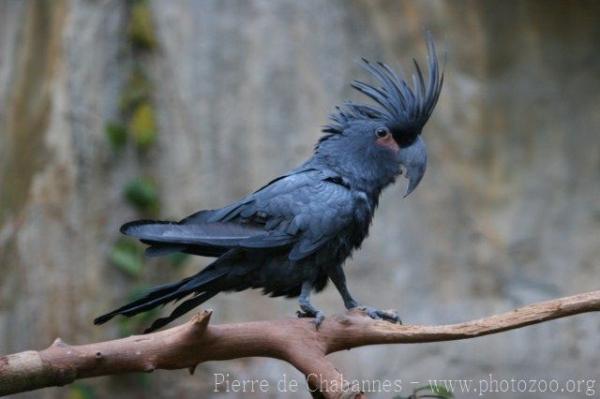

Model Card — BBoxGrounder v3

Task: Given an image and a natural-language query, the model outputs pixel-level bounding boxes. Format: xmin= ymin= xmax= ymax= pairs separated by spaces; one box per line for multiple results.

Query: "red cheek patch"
xmin=376 ymin=135 xmax=400 ymax=153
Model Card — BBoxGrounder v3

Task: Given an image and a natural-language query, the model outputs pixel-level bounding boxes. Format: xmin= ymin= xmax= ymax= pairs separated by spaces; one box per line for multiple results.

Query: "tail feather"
xmin=95 ymin=217 xmax=268 ymax=331
xmin=94 ymin=264 xmax=226 ymax=327
xmin=144 ymin=291 xmax=218 ymax=333
xmin=115 ymin=268 xmax=224 ymax=317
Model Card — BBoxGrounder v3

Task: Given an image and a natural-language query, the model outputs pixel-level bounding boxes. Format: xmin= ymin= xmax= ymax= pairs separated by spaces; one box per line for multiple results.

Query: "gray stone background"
xmin=0 ymin=1 xmax=598 ymax=398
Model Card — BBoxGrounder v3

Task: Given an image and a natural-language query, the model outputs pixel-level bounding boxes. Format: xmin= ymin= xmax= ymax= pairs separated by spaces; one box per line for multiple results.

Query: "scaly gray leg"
xmin=328 ymin=263 xmax=401 ymax=324
xmin=296 ymin=281 xmax=325 ymax=328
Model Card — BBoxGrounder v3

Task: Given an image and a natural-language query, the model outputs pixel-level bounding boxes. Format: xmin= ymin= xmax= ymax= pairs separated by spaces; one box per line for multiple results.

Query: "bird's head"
xmin=315 ymin=35 xmax=443 ymax=197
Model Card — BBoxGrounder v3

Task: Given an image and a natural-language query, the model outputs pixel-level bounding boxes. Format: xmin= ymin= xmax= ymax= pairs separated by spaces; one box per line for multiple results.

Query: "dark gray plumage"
xmin=95 ymin=35 xmax=444 ymax=333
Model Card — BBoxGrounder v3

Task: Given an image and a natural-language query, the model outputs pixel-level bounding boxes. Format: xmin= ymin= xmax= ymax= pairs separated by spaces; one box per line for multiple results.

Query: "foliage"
xmin=127 ymin=0 xmax=157 ymax=51
xmin=123 ymin=177 xmax=160 ymax=214
xmin=106 ymin=0 xmax=158 ymax=153
xmin=109 ymin=239 xmax=144 ymax=277
xmin=105 ymin=122 xmax=128 ymax=150
xmin=128 ymin=102 xmax=157 ymax=150
xmin=119 ymin=67 xmax=152 ymax=115
xmin=102 ymin=0 xmax=181 ymax=339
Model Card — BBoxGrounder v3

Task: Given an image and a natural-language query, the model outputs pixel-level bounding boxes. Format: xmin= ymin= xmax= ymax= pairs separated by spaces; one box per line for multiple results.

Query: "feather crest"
xmin=321 ymin=33 xmax=444 ymax=142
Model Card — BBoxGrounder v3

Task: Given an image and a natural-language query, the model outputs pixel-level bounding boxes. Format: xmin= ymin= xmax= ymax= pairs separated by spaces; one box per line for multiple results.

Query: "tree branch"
xmin=1 ymin=290 xmax=599 ymax=398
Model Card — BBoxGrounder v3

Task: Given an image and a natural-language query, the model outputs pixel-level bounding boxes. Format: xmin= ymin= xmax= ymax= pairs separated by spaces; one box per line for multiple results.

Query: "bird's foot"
xmin=296 ymin=305 xmax=326 ymax=329
xmin=354 ymin=306 xmax=402 ymax=324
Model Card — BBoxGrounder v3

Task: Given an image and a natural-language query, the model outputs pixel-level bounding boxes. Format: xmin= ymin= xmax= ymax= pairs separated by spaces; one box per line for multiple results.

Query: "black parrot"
xmin=95 ymin=36 xmax=443 ymax=333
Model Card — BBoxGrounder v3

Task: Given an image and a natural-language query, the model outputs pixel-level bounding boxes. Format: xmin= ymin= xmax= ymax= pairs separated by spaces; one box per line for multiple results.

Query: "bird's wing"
xmin=127 ymin=168 xmax=356 ymax=260
xmin=214 ymin=168 xmax=357 ymax=261
xmin=128 ymin=170 xmax=318 ymax=254
xmin=121 ymin=220 xmax=294 ymax=249
xmin=179 ymin=168 xmax=320 ymax=225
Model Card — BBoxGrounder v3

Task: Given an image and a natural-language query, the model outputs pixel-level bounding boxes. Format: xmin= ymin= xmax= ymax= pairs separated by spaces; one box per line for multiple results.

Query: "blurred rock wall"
xmin=1 ymin=1 xmax=598 ymax=398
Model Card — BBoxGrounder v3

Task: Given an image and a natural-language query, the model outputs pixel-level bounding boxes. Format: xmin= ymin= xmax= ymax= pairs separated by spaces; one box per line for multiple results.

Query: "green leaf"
xmin=109 ymin=239 xmax=143 ymax=277
xmin=105 ymin=121 xmax=128 ymax=150
xmin=127 ymin=0 xmax=157 ymax=51
xmin=119 ymin=68 xmax=152 ymax=115
xmin=123 ymin=177 xmax=159 ymax=213
xmin=128 ymin=102 xmax=157 ymax=150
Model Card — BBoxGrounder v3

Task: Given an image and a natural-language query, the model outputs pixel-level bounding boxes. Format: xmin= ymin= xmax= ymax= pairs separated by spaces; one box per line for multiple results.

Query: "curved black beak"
xmin=397 ymin=136 xmax=427 ymax=197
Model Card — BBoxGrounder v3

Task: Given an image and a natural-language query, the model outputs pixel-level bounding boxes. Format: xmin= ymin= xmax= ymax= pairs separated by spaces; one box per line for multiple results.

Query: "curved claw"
xmin=312 ymin=311 xmax=325 ymax=328
xmin=357 ymin=306 xmax=402 ymax=324
xmin=297 ymin=309 xmax=326 ymax=329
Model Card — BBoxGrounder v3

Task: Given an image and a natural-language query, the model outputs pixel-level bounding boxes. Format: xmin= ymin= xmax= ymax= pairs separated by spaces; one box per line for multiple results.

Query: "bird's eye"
xmin=375 ymin=127 xmax=390 ymax=139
